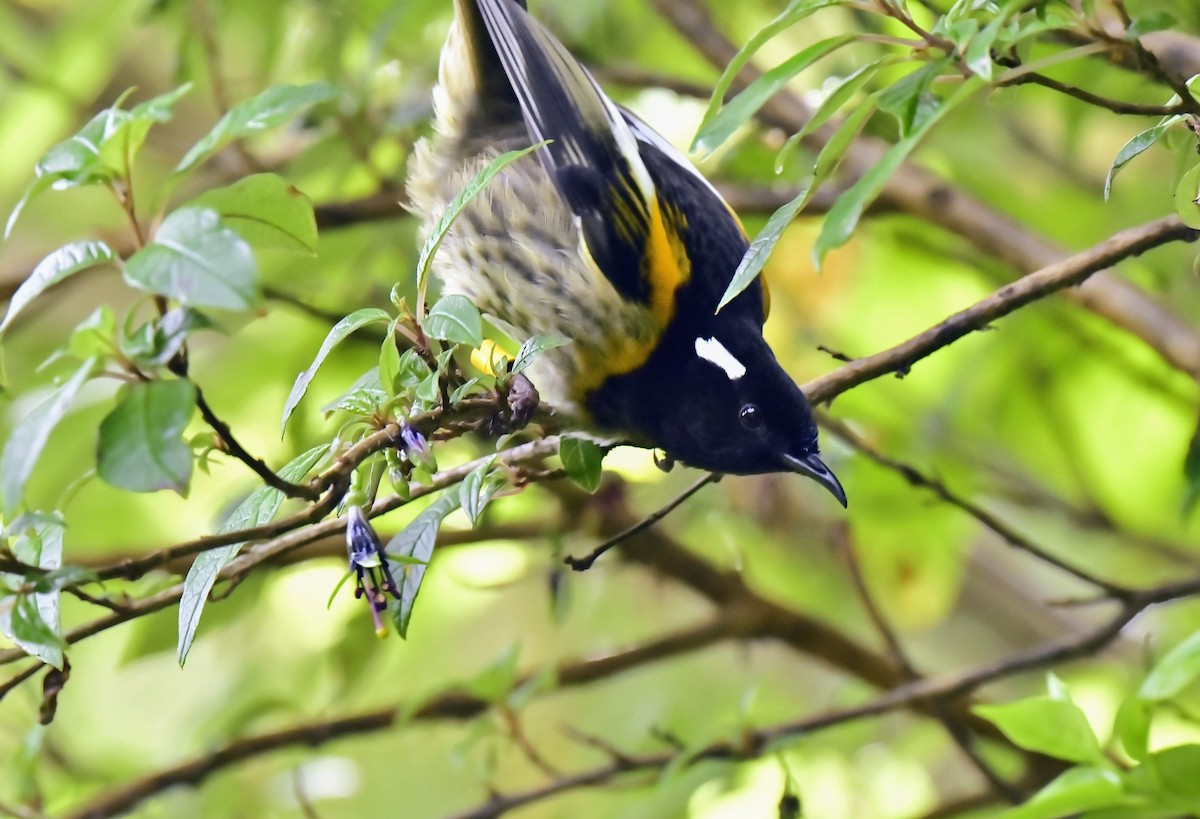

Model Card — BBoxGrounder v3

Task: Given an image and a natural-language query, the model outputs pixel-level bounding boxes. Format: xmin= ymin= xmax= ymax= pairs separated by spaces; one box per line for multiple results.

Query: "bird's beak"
xmin=782 ymin=453 xmax=848 ymax=508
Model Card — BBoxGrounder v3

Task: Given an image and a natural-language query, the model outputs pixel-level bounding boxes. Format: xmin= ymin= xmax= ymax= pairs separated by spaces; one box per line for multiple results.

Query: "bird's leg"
xmin=487 ymin=371 xmax=540 ymax=435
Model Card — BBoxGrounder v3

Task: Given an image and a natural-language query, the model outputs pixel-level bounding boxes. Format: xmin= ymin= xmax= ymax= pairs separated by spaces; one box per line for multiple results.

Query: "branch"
xmin=48 ymin=445 xmax=1200 ymax=816
xmin=0 ymin=436 xmax=564 ymax=676
xmin=194 ymin=387 xmax=320 ymax=500
xmin=449 ymin=572 xmax=1200 ymax=817
xmin=819 ymin=414 xmax=1133 ymax=597
xmin=1001 ymin=71 xmax=1189 ymax=116
xmin=0 ymin=663 xmax=42 ymax=702
xmin=51 ymin=520 xmax=556 ymax=576
xmin=836 ymin=527 xmax=1024 ymax=803
xmin=59 ymin=616 xmax=738 ymax=819
xmin=80 ymin=397 xmax=532 ymax=584
xmin=592 ymin=482 xmax=1005 ymax=739
xmin=59 ymin=710 xmax=398 ymax=819
xmin=564 ymin=472 xmax=720 ymax=570
xmin=802 ymin=215 xmax=1198 ymax=404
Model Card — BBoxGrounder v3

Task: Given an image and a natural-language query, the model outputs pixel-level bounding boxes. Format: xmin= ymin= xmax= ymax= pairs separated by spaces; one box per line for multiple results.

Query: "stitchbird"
xmin=407 ymin=0 xmax=847 ymax=507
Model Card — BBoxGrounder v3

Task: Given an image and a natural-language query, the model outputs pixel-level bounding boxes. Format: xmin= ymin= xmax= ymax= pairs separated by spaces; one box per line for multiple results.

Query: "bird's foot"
xmin=487 ymin=372 xmax=539 ymax=436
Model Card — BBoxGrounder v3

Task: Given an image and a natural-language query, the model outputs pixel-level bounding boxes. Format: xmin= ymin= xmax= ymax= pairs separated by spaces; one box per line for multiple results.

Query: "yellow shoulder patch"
xmin=643 ymin=197 xmax=690 ymax=327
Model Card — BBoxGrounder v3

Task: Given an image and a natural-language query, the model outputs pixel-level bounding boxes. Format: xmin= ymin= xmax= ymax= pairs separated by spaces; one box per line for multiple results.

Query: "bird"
xmin=406 ymin=0 xmax=847 ymax=507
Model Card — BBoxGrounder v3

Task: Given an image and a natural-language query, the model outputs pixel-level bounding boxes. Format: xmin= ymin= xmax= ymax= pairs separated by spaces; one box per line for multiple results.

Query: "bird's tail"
xmin=449 ymin=0 xmax=527 ymax=106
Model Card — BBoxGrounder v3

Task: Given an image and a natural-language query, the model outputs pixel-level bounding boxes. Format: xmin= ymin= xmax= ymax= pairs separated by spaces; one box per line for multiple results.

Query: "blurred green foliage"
xmin=2 ymin=0 xmax=1200 ymax=818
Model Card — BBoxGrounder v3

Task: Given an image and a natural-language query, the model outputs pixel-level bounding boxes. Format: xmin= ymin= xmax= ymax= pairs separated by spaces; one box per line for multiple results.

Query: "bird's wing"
xmin=619 ymin=105 xmax=768 ymax=325
xmin=472 ymin=0 xmax=690 ymax=326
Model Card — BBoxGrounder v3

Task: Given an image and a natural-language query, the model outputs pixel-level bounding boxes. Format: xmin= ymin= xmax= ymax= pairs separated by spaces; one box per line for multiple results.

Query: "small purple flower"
xmin=346 ymin=506 xmax=399 ymax=637
xmin=399 ymin=421 xmax=435 ymax=471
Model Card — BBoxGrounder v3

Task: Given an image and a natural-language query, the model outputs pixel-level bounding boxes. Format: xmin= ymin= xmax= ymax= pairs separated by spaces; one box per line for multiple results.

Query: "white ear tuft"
xmin=694 ymin=336 xmax=746 ymax=380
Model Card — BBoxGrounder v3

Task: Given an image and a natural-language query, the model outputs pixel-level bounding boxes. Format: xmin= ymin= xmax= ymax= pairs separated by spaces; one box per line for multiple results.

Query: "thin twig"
xmin=564 ymin=472 xmax=721 ymax=570
xmin=819 ymin=414 xmax=1134 ymax=598
xmin=836 ymin=528 xmax=1023 ymax=803
xmin=194 ymin=387 xmax=320 ymax=500
xmin=802 ymin=216 xmax=1200 ymax=404
xmin=1002 ymin=72 xmax=1189 ymax=116
xmin=447 ymin=576 xmax=1200 ymax=817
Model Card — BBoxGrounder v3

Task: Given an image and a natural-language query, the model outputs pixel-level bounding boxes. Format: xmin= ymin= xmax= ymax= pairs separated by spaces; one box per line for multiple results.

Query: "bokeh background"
xmin=2 ymin=0 xmax=1200 ymax=816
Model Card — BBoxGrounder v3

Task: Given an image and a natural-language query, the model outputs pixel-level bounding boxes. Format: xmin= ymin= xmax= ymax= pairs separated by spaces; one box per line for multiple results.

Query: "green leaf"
xmin=877 ymin=58 xmax=948 ymax=137
xmin=511 ymin=334 xmax=569 ymax=375
xmin=1140 ymin=630 xmax=1200 ymax=701
xmin=1149 ymin=745 xmax=1200 ymax=800
xmin=379 ymin=332 xmax=402 ymax=395
xmin=424 ymin=295 xmax=483 ymax=347
xmin=32 ymin=564 xmax=98 ymax=595
xmin=99 ymin=84 xmax=193 ymax=177
xmin=1114 ymin=696 xmax=1152 ymax=761
xmin=388 ymin=490 xmax=462 ymax=638
xmin=396 ymin=348 xmax=433 ymax=392
xmin=97 ymin=379 xmax=197 ymax=494
xmin=1105 ymin=118 xmax=1184 ymax=201
xmin=8 ymin=90 xmax=183 ymax=238
xmin=508 ymin=666 xmax=557 ymax=711
xmin=0 ymin=241 xmax=117 ymax=336
xmin=699 ymin=0 xmax=849 ymax=137
xmin=756 ymin=93 xmax=883 ymax=303
xmin=124 ymin=207 xmax=259 ymax=310
xmin=717 ymin=185 xmax=810 ymax=312
xmin=940 ymin=18 xmax=980 ymax=50
xmin=461 ymin=458 xmax=502 ymax=526
xmin=813 ymin=76 xmax=985 ymax=268
xmin=175 ymin=83 xmax=341 ymax=174
xmin=963 ymin=3 xmax=1020 ymax=80
xmin=1125 ymin=11 xmax=1178 ymax=40
xmin=1174 ymin=163 xmax=1200 ymax=230
xmin=560 ymin=437 xmax=604 ymax=493
xmin=177 ymin=444 xmax=328 ymax=665
xmin=280 ymin=307 xmax=391 ymax=433
xmin=1001 ymin=8 xmax=1078 ymax=48
xmin=1185 ymin=416 xmax=1200 ymax=516
xmin=68 ymin=307 xmax=116 ymax=361
xmin=35 ymin=107 xmax=128 ymax=184
xmin=322 ymin=367 xmax=387 ymax=416
xmin=693 ymin=34 xmax=857 ymax=155
xmin=8 ymin=597 xmax=67 ymax=658
xmin=1046 ymin=672 xmax=1071 ymax=701
xmin=416 ymin=142 xmax=547 ymax=293
xmin=465 ymin=644 xmax=521 ymax=702
xmin=187 ymin=173 xmax=318 ymax=254
xmin=987 ymin=698 xmax=1104 ymax=764
xmin=415 ymin=371 xmax=440 ymax=405
xmin=1 ymin=358 xmax=96 ymax=518
xmin=996 ymin=767 xmax=1123 ymax=819
xmin=0 ymin=514 xmax=65 ymax=669
xmin=129 ymin=84 xmax=193 ymax=122
xmin=122 ymin=308 xmax=215 ymax=369
xmin=975 ymin=696 xmax=1104 ymax=764
xmin=790 ymin=58 xmax=891 ymax=146
xmin=450 ymin=378 xmax=483 ymax=403
xmin=5 ymin=175 xmax=56 ymax=240
xmin=346 ymin=452 xmax=385 ymax=510
xmin=811 ymin=91 xmax=882 ymax=183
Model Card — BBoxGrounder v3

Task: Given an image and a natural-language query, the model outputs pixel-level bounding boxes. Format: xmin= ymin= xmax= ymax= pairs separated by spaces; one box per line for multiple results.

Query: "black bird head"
xmin=589 ymin=319 xmax=848 ymax=507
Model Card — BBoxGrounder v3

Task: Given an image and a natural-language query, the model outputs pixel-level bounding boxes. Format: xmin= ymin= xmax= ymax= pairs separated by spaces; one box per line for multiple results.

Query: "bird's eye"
xmin=739 ymin=404 xmax=763 ymax=431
